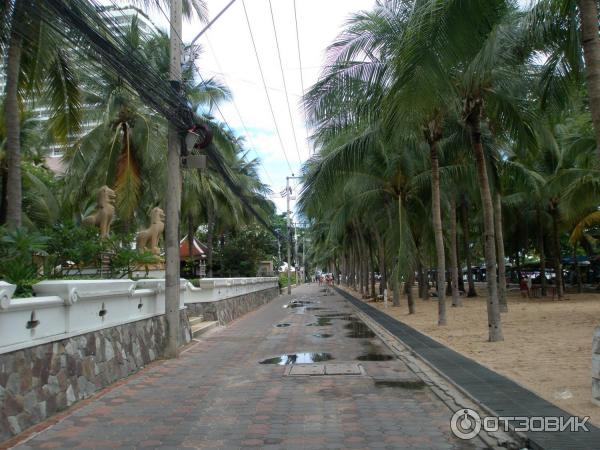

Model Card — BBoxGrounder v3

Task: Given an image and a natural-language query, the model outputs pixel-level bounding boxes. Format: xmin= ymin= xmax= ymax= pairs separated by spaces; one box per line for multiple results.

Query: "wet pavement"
xmin=12 ymin=284 xmax=486 ymax=449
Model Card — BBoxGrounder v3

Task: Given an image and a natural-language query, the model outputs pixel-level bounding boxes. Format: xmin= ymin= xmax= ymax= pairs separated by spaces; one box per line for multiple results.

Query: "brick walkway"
xmin=11 ymin=285 xmax=486 ymax=449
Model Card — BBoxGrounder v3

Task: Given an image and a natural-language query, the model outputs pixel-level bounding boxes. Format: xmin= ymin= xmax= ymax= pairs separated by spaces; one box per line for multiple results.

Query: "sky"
xmin=150 ymin=0 xmax=375 ymax=215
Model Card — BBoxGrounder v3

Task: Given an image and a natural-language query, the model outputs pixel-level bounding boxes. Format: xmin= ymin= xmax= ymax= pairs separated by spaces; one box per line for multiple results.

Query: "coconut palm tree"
xmin=0 ymin=0 xmax=206 ymax=229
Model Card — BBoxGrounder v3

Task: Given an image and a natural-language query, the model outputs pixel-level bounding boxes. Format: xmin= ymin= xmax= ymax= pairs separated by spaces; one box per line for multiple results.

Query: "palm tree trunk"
xmin=449 ymin=198 xmax=461 ymax=307
xmin=418 ymin=259 xmax=428 ymax=299
xmin=550 ymin=204 xmax=564 ymax=298
xmin=578 ymin=0 xmax=600 ymax=160
xmin=573 ymin=244 xmax=583 ymax=293
xmin=5 ymin=29 xmax=23 ymax=229
xmin=369 ymin=241 xmax=376 ymax=298
xmin=394 ymin=194 xmax=404 ymax=306
xmin=375 ymin=230 xmax=386 ymax=296
xmin=406 ymin=271 xmax=415 ymax=314
xmin=393 ymin=263 xmax=400 ymax=307
xmin=537 ymin=207 xmax=547 ymax=296
xmin=494 ymin=193 xmax=508 ymax=312
xmin=430 ymin=139 xmax=447 ymax=325
xmin=461 ymin=196 xmax=477 ymax=297
xmin=468 ymin=104 xmax=503 ymax=342
xmin=0 ymin=163 xmax=8 ymax=225
xmin=206 ymin=203 xmax=215 ymax=277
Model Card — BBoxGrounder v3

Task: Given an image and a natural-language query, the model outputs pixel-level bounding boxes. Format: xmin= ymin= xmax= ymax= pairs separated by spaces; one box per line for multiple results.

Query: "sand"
xmin=347 ymin=284 xmax=600 ymax=426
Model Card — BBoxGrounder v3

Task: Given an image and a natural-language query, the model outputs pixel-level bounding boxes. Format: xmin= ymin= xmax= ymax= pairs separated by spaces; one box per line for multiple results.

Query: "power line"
xmin=293 ymin=0 xmax=311 ymax=155
xmin=240 ymin=0 xmax=295 ymax=175
xmin=267 ymin=0 xmax=302 ymax=167
xmin=153 ymin=1 xmax=275 ymax=186
xmin=204 ymin=34 xmax=274 ymax=185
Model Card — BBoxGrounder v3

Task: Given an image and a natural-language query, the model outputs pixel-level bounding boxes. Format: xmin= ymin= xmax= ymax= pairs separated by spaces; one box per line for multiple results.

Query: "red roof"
xmin=180 ymin=236 xmax=208 ymax=259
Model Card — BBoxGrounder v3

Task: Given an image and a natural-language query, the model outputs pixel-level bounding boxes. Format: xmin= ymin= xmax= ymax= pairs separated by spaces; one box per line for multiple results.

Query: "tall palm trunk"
xmin=537 ymin=207 xmax=547 ymax=296
xmin=449 ymin=199 xmax=461 ymax=307
xmin=0 ymin=162 xmax=8 ymax=225
xmin=578 ymin=0 xmax=600 ymax=160
xmin=573 ymin=244 xmax=583 ymax=293
xmin=375 ymin=230 xmax=386 ymax=296
xmin=418 ymin=259 xmax=428 ymax=299
xmin=5 ymin=30 xmax=23 ymax=229
xmin=550 ymin=202 xmax=564 ymax=298
xmin=394 ymin=194 xmax=404 ymax=306
xmin=393 ymin=264 xmax=400 ymax=306
xmin=429 ymin=137 xmax=447 ymax=325
xmin=467 ymin=100 xmax=503 ymax=342
xmin=369 ymin=241 xmax=376 ymax=298
xmin=406 ymin=271 xmax=415 ymax=314
xmin=206 ymin=203 xmax=215 ymax=277
xmin=461 ymin=196 xmax=477 ymax=297
xmin=494 ymin=193 xmax=508 ymax=312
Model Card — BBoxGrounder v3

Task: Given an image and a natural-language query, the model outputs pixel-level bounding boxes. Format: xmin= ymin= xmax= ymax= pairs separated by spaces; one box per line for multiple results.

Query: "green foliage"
xmin=209 ymin=225 xmax=277 ymax=278
xmin=278 ymin=271 xmax=297 ymax=288
xmin=0 ymin=227 xmax=48 ymax=296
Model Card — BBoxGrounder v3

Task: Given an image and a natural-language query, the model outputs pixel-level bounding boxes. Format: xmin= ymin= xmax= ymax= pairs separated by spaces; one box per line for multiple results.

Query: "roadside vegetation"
xmin=300 ymin=0 xmax=600 ymax=341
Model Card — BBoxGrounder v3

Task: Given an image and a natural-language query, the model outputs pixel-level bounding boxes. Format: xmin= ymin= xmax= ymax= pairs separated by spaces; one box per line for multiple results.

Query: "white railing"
xmin=0 ymin=277 xmax=278 ymax=355
xmin=0 ymin=279 xmax=186 ymax=355
xmin=185 ymin=277 xmax=278 ymax=303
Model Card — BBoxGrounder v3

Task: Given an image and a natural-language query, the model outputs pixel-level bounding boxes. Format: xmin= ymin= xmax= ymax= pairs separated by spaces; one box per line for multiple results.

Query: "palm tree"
xmin=1 ymin=0 xmax=205 ymax=229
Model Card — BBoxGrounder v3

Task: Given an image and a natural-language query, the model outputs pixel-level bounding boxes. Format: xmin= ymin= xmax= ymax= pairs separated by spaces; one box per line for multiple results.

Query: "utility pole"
xmin=285 ymin=176 xmax=302 ymax=293
xmin=165 ymin=0 xmax=182 ymax=358
xmin=286 ymin=176 xmax=292 ymax=294
xmin=294 ymin=224 xmax=299 ymax=285
xmin=302 ymin=226 xmax=305 ymax=283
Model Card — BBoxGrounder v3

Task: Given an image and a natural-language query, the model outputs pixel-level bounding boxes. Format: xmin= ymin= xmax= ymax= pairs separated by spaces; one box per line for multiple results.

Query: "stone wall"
xmin=593 ymin=326 xmax=600 ymax=407
xmin=186 ymin=287 xmax=279 ymax=325
xmin=0 ymin=311 xmax=190 ymax=441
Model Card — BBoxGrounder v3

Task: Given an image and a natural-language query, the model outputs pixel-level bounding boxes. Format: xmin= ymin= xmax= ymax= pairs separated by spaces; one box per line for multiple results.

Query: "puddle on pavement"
xmin=275 ymin=323 xmax=291 ymax=328
xmin=305 ymin=307 xmax=324 ymax=311
xmin=259 ymin=352 xmax=334 ymax=365
xmin=306 ymin=317 xmax=333 ymax=326
xmin=344 ymin=321 xmax=376 ymax=338
xmin=356 ymin=354 xmax=395 ymax=361
xmin=312 ymin=333 xmax=333 ymax=338
xmin=284 ymin=300 xmax=314 ymax=309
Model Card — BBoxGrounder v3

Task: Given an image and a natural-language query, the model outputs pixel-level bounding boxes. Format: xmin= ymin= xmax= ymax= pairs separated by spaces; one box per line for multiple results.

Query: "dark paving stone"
xmin=337 ymin=286 xmax=600 ymax=450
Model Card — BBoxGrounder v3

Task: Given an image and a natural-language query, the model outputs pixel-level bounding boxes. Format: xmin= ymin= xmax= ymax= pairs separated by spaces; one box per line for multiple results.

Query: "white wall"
xmin=185 ymin=277 xmax=278 ymax=303
xmin=0 ymin=279 xmax=186 ymax=355
xmin=0 ymin=277 xmax=277 ymax=355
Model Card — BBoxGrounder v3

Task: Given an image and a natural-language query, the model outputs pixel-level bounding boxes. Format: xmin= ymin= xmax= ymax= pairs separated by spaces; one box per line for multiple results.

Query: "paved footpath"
xmin=11 ymin=285 xmax=488 ymax=450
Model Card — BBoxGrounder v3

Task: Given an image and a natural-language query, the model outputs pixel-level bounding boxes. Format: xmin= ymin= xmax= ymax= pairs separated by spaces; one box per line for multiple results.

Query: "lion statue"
xmin=136 ymin=207 xmax=165 ymax=255
xmin=82 ymin=185 xmax=116 ymax=238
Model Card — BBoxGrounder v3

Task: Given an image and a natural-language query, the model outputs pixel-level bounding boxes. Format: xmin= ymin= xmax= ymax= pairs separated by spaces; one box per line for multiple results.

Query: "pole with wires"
xmin=165 ymin=0 xmax=183 ymax=359
xmin=286 ymin=176 xmax=292 ymax=295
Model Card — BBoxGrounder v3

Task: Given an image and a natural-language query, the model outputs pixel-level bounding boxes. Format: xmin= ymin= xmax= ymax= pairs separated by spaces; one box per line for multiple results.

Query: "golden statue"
xmin=136 ymin=207 xmax=165 ymax=255
xmin=83 ymin=185 xmax=116 ymax=238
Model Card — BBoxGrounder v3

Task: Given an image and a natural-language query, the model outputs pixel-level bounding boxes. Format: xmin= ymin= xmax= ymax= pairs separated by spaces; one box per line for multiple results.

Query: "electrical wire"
xmin=152 ymin=0 xmax=275 ymax=187
xmin=205 ymin=34 xmax=274 ymax=185
xmin=292 ymin=0 xmax=311 ymax=155
xmin=27 ymin=0 xmax=277 ymax=235
xmin=267 ymin=0 xmax=302 ymax=167
xmin=240 ymin=0 xmax=295 ymax=175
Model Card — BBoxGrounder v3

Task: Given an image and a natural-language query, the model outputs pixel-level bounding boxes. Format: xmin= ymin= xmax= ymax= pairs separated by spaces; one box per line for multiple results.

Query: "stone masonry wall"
xmin=593 ymin=326 xmax=600 ymax=407
xmin=186 ymin=287 xmax=279 ymax=325
xmin=0 ymin=311 xmax=191 ymax=441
